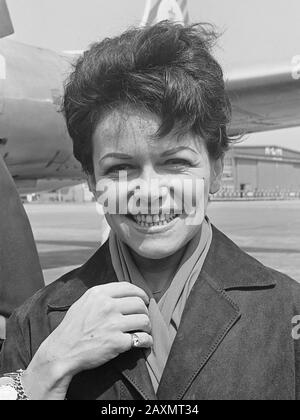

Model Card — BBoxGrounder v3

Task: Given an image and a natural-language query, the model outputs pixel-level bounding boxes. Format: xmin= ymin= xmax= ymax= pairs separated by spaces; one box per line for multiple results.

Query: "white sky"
xmin=6 ymin=0 xmax=300 ymax=151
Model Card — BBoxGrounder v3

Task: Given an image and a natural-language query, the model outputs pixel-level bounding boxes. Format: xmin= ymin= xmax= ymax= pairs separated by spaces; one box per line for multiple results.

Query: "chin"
xmin=127 ymin=231 xmax=192 ymax=259
xmin=132 ymin=242 xmax=182 ymax=260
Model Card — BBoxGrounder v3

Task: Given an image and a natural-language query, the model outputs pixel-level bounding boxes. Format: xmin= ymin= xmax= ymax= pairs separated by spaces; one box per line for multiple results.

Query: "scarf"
xmin=109 ymin=217 xmax=212 ymax=393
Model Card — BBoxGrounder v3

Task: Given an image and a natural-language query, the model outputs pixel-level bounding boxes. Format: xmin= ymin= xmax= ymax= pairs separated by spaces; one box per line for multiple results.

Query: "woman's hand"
xmin=22 ymin=282 xmax=152 ymax=400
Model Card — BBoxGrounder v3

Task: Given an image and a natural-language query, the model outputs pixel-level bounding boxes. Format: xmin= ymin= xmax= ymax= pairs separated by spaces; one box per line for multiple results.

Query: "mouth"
xmin=125 ymin=212 xmax=181 ymax=229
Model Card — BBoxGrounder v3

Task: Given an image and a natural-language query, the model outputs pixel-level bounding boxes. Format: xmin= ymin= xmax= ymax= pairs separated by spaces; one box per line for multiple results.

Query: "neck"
xmin=130 ymin=246 xmax=187 ymax=297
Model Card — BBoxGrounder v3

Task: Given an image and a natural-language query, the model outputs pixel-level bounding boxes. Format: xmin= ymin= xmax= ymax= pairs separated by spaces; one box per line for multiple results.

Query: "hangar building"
xmin=222 ymin=146 xmax=300 ymax=195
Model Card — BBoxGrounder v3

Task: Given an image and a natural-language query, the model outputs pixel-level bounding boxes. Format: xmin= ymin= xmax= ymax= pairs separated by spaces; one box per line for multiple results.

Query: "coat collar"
xmin=48 ymin=225 xmax=276 ymax=309
xmin=203 ymin=226 xmax=276 ymax=291
xmin=47 ymin=225 xmax=276 ymax=400
xmin=157 ymin=269 xmax=241 ymax=399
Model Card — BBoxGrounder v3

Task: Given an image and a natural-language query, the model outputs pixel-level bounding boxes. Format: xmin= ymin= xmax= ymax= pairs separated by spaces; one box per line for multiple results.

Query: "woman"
xmin=1 ymin=22 xmax=300 ymax=400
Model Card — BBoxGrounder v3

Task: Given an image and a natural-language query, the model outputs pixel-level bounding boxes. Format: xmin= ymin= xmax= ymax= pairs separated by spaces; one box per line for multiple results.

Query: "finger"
xmin=102 ymin=283 xmax=149 ymax=305
xmin=116 ymin=297 xmax=149 ymax=316
xmin=123 ymin=332 xmax=154 ymax=351
xmin=120 ymin=314 xmax=152 ymax=334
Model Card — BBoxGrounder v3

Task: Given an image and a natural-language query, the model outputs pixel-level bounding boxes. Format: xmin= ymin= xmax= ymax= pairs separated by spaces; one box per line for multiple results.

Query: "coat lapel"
xmin=157 ymin=226 xmax=276 ymax=400
xmin=114 ymin=350 xmax=157 ymax=400
xmin=157 ymin=271 xmax=241 ymax=400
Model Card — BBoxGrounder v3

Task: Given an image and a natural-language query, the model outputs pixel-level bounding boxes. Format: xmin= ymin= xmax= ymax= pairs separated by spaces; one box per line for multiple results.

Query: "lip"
xmin=120 ymin=214 xmax=183 ymax=234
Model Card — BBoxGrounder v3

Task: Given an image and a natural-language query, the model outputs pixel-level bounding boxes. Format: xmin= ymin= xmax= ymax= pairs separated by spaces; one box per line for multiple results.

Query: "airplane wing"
xmin=227 ymin=66 xmax=300 ymax=136
xmin=0 ymin=0 xmax=14 ymax=38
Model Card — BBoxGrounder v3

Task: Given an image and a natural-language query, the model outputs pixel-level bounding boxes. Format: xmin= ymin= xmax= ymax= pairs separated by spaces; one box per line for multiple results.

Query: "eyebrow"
xmin=99 ymin=146 xmax=198 ymax=165
xmin=99 ymin=153 xmax=133 ymax=164
xmin=161 ymin=146 xmax=198 ymax=157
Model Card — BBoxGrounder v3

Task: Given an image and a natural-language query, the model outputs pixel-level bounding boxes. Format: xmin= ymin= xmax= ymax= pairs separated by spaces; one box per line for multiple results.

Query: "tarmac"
xmin=24 ymin=200 xmax=300 ymax=286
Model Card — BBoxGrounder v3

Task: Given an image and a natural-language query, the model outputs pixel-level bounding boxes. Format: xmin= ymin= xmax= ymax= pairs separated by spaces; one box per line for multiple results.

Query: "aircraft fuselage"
xmin=0 ymin=39 xmax=83 ymax=192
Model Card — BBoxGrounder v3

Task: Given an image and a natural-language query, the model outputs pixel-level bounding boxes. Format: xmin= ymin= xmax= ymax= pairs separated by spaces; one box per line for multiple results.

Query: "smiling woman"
xmin=1 ymin=21 xmax=300 ymax=401
xmin=92 ymin=107 xmax=214 ymax=264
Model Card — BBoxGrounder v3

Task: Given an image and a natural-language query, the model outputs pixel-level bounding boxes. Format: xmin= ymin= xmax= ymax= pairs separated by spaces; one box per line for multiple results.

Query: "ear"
xmin=210 ymin=157 xmax=224 ymax=195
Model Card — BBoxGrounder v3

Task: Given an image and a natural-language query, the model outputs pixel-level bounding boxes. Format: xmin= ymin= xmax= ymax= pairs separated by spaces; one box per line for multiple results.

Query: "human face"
xmin=91 ymin=107 xmax=222 ymax=260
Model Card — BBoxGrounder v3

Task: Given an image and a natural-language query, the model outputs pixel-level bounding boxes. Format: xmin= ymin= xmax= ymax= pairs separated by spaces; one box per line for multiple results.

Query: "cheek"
xmin=178 ymin=168 xmax=210 ymax=211
xmin=205 ymin=177 xmax=211 ymax=198
xmin=96 ymin=178 xmax=129 ymax=214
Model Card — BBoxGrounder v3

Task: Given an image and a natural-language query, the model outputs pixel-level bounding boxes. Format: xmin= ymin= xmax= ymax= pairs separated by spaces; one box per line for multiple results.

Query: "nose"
xmin=141 ymin=167 xmax=168 ymax=212
xmin=129 ymin=166 xmax=169 ymax=214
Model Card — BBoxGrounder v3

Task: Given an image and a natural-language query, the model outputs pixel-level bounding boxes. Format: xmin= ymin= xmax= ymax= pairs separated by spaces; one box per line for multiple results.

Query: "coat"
xmin=1 ymin=226 xmax=300 ymax=400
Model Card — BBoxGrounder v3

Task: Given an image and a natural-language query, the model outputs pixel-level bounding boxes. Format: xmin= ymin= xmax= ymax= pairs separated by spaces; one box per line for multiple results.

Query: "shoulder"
xmin=267 ymin=266 xmax=300 ymax=310
xmin=1 ymin=242 xmax=112 ymax=370
xmin=10 ymin=266 xmax=82 ymax=329
xmin=13 ymin=240 xmax=113 ymax=327
xmin=209 ymin=225 xmax=300 ymax=308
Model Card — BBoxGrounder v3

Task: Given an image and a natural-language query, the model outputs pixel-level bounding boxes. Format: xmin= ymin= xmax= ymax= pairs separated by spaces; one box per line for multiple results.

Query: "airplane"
xmin=0 ymin=0 xmax=299 ymax=331
xmin=0 ymin=22 xmax=82 ymax=194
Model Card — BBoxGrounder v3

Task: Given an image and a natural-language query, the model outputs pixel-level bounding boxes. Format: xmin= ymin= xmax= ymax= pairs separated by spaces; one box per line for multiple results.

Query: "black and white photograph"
xmin=0 ymin=0 xmax=300 ymax=402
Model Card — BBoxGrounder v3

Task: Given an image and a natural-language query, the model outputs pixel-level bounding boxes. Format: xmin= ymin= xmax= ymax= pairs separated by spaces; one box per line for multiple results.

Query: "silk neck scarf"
xmin=109 ymin=217 xmax=213 ymax=393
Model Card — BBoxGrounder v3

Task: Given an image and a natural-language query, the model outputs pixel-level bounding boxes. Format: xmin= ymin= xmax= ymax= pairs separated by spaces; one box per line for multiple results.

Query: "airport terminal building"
xmin=221 ymin=146 xmax=300 ymax=198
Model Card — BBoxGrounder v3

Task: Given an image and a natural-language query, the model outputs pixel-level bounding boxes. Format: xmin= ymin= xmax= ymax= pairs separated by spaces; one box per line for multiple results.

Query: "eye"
xmin=105 ymin=164 xmax=134 ymax=175
xmin=165 ymin=159 xmax=192 ymax=167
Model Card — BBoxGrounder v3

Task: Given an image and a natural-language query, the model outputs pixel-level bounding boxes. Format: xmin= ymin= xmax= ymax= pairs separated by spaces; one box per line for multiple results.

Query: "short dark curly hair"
xmin=63 ymin=21 xmax=233 ymax=175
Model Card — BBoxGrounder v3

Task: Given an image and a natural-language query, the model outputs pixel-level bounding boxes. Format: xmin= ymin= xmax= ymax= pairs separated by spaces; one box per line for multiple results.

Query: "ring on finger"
xmin=131 ymin=333 xmax=141 ymax=349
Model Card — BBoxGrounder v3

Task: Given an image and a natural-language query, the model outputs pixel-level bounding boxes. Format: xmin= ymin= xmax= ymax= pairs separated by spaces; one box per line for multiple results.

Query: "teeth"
xmin=146 ymin=215 xmax=152 ymax=224
xmin=153 ymin=215 xmax=160 ymax=223
xmin=132 ymin=213 xmax=178 ymax=227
